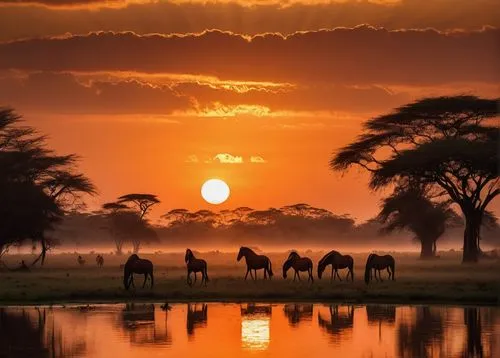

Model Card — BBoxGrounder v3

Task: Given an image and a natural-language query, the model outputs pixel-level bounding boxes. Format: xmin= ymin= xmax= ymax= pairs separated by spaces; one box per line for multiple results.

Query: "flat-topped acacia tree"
xmin=104 ymin=193 xmax=160 ymax=253
xmin=330 ymin=96 xmax=499 ymax=263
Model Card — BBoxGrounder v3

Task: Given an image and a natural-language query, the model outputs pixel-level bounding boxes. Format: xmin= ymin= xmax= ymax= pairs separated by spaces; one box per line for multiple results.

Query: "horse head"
xmin=364 ymin=254 xmax=375 ymax=284
xmin=287 ymin=251 xmax=299 ymax=261
xmin=317 ymin=262 xmax=325 ymax=279
xmin=185 ymin=249 xmax=193 ymax=263
xmin=237 ymin=247 xmax=248 ymax=261
xmin=282 ymin=259 xmax=293 ymax=279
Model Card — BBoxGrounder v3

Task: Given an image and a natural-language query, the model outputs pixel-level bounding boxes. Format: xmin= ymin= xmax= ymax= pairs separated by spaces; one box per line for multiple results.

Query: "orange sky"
xmin=0 ymin=0 xmax=498 ymax=222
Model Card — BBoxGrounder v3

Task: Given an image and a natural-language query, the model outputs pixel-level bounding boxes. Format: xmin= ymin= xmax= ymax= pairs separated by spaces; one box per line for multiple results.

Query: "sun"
xmin=201 ymin=179 xmax=230 ymax=204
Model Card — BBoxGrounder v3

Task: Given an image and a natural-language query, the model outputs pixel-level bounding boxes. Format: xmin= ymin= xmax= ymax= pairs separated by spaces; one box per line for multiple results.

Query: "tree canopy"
xmin=0 ymin=108 xmax=96 ymax=263
xmin=331 ymin=96 xmax=499 ymax=262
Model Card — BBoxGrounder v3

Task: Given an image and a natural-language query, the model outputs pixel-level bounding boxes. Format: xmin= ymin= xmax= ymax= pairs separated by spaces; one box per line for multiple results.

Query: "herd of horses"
xmin=118 ymin=247 xmax=396 ymax=290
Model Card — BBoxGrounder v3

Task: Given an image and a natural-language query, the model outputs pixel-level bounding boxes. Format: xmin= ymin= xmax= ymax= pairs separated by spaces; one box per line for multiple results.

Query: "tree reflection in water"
xmin=397 ymin=307 xmax=445 ymax=358
xmin=0 ymin=307 xmax=86 ymax=358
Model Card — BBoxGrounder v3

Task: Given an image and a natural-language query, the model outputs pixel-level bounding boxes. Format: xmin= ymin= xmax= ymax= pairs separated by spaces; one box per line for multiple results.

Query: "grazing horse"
xmin=364 ymin=254 xmax=395 ymax=284
xmin=77 ymin=255 xmax=86 ymax=266
xmin=185 ymin=249 xmax=209 ymax=286
xmin=96 ymin=255 xmax=104 ymax=267
xmin=317 ymin=250 xmax=354 ymax=281
xmin=283 ymin=251 xmax=314 ymax=282
xmin=237 ymin=247 xmax=273 ymax=280
xmin=123 ymin=254 xmax=154 ymax=290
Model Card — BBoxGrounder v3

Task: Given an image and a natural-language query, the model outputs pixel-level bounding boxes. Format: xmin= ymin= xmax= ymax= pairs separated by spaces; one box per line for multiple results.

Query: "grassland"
xmin=0 ymin=251 xmax=499 ymax=306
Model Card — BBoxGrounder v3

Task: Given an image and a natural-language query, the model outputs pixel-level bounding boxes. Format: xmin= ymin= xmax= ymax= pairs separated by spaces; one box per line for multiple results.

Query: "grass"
xmin=0 ymin=251 xmax=499 ymax=306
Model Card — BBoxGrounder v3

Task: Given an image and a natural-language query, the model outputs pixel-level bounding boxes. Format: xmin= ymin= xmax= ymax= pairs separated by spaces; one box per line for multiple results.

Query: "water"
xmin=0 ymin=303 xmax=499 ymax=358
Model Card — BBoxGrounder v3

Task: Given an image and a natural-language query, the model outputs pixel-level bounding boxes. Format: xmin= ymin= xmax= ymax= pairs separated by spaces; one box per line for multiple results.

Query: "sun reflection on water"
xmin=241 ymin=315 xmax=270 ymax=351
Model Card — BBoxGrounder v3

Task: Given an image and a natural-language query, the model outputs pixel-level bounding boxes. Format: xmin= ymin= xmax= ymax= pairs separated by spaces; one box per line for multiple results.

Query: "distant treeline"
xmin=50 ymin=204 xmax=500 ymax=252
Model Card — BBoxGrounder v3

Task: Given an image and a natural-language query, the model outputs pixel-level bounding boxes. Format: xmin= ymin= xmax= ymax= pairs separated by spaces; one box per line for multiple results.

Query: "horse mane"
xmin=318 ymin=250 xmax=340 ymax=267
xmin=239 ymin=246 xmax=255 ymax=254
xmin=287 ymin=251 xmax=299 ymax=260
xmin=185 ymin=249 xmax=194 ymax=263
xmin=126 ymin=254 xmax=140 ymax=264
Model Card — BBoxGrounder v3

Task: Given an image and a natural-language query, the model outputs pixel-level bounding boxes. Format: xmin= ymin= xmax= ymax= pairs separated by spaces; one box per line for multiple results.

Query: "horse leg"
xmin=142 ymin=274 xmax=148 ymax=288
xmin=150 ymin=272 xmax=154 ymax=289
xmin=336 ymin=269 xmax=342 ymax=281
xmin=378 ymin=269 xmax=383 ymax=282
xmin=253 ymin=269 xmax=257 ymax=281
xmin=187 ymin=270 xmax=192 ymax=286
xmin=245 ymin=268 xmax=250 ymax=280
xmin=331 ymin=266 xmax=334 ymax=282
xmin=194 ymin=272 xmax=197 ymax=284
xmin=386 ymin=267 xmax=391 ymax=280
xmin=129 ymin=274 xmax=135 ymax=288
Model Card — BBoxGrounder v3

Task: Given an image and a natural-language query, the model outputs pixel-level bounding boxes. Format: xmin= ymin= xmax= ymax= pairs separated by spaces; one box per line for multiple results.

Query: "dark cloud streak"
xmin=0 ymin=0 xmax=499 ymax=42
xmin=0 ymin=27 xmax=498 ymax=85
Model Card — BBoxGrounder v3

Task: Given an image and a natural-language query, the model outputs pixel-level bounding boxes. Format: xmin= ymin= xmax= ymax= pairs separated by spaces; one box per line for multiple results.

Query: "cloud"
xmin=1 ymin=0 xmax=499 ymax=42
xmin=185 ymin=154 xmax=199 ymax=163
xmin=0 ymin=71 xmax=190 ymax=114
xmin=250 ymin=156 xmax=267 ymax=163
xmin=212 ymin=153 xmax=244 ymax=164
xmin=0 ymin=27 xmax=497 ymax=86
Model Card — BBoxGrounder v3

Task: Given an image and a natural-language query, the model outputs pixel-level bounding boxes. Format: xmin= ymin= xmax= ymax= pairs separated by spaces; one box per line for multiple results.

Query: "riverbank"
xmin=1 ymin=252 xmax=499 ymax=306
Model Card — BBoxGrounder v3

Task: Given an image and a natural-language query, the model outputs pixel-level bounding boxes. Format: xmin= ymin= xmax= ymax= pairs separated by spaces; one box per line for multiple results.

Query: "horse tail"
xmin=268 ymin=259 xmax=274 ymax=277
xmin=205 ymin=262 xmax=210 ymax=282
xmin=391 ymin=258 xmax=395 ymax=281
xmin=349 ymin=257 xmax=354 ymax=281
xmin=364 ymin=256 xmax=372 ymax=285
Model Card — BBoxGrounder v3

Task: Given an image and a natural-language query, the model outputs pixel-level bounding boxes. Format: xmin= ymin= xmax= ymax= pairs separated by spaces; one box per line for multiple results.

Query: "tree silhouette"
xmin=102 ymin=202 xmax=157 ymax=254
xmin=331 ymin=96 xmax=499 ymax=262
xmin=378 ymin=185 xmax=460 ymax=258
xmin=117 ymin=193 xmax=160 ymax=220
xmin=0 ymin=108 xmax=95 ymax=265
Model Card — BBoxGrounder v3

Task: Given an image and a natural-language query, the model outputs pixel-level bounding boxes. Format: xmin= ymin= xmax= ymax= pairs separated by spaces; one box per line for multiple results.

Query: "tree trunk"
xmin=420 ymin=239 xmax=436 ymax=259
xmin=31 ymin=237 xmax=47 ymax=266
xmin=463 ymin=308 xmax=483 ymax=357
xmin=463 ymin=214 xmax=481 ymax=263
xmin=114 ymin=239 xmax=123 ymax=255
xmin=132 ymin=240 xmax=140 ymax=254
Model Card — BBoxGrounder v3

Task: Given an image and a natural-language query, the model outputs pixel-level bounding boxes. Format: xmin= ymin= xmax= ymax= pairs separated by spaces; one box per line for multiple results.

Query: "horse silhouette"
xmin=187 ymin=303 xmax=208 ymax=336
xmin=283 ymin=251 xmax=314 ymax=282
xmin=123 ymin=254 xmax=154 ymax=290
xmin=185 ymin=249 xmax=209 ymax=286
xmin=364 ymin=254 xmax=395 ymax=284
xmin=96 ymin=255 xmax=104 ymax=267
xmin=283 ymin=304 xmax=313 ymax=325
xmin=317 ymin=250 xmax=354 ymax=281
xmin=318 ymin=305 xmax=355 ymax=339
xmin=237 ymin=247 xmax=273 ymax=280
xmin=77 ymin=255 xmax=86 ymax=266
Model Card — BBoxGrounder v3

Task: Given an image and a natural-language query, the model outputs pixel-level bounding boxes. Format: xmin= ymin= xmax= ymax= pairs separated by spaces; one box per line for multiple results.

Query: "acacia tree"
xmin=108 ymin=193 xmax=160 ymax=253
xmin=117 ymin=193 xmax=160 ymax=220
xmin=378 ymin=185 xmax=460 ymax=258
xmin=102 ymin=202 xmax=128 ymax=254
xmin=331 ymin=96 xmax=498 ymax=263
xmin=0 ymin=108 xmax=96 ymax=265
